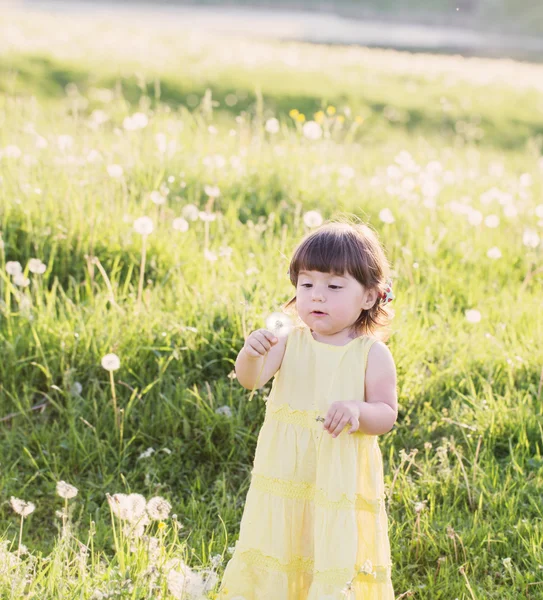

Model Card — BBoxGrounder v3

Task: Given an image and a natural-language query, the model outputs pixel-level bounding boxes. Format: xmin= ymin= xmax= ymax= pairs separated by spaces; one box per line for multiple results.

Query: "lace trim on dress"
xmin=234 ymin=545 xmax=392 ymax=585
xmin=251 ymin=472 xmax=384 ymax=513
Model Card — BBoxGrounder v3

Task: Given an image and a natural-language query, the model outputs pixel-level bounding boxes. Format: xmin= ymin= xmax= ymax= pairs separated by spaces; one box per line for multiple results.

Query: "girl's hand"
xmin=323 ymin=400 xmax=363 ymax=437
xmin=243 ymin=329 xmax=278 ymax=358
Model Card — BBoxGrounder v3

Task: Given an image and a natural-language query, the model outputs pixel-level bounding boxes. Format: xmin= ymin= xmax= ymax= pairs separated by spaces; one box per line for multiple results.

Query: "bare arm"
xmin=357 ymin=341 xmax=398 ymax=436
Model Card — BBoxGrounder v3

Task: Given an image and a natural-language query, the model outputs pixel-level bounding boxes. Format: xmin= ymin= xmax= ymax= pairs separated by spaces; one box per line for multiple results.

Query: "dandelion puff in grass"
xmin=487 ymin=246 xmax=502 ymax=259
xmin=465 ymin=309 xmax=482 ymax=324
xmin=150 ymin=190 xmax=167 ymax=205
xmin=172 ymin=217 xmax=189 ymax=232
xmin=13 ymin=273 xmax=30 ymax=287
xmin=146 ymin=496 xmax=172 ymax=520
xmin=107 ymin=164 xmax=124 ymax=179
xmin=10 ymin=497 xmax=35 ymax=517
xmin=56 ymin=481 xmax=78 ymax=499
xmin=379 ymin=207 xmax=395 ymax=224
xmin=6 ymin=261 xmax=23 ymax=276
xmin=27 ymin=258 xmax=47 ymax=274
xmin=303 ymin=210 xmax=323 ymax=228
xmin=523 ymin=228 xmax=540 ymax=248
xmin=182 ymin=203 xmax=200 ymax=221
xmin=204 ymin=184 xmax=221 ymax=198
xmin=265 ymin=118 xmax=280 ymax=134
xmin=302 ymin=120 xmax=322 ymax=140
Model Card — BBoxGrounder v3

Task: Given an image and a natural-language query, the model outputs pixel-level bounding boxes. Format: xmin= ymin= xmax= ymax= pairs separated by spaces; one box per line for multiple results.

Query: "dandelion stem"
xmin=17 ymin=515 xmax=23 ymax=560
xmin=109 ymin=370 xmax=119 ymax=430
xmin=247 ymin=354 xmax=268 ymax=402
xmin=136 ymin=234 xmax=147 ymax=311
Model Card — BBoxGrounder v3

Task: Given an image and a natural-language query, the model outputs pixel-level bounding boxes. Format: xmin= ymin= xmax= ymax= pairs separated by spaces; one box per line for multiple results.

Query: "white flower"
xmin=10 ymin=497 xmax=36 ymax=517
xmin=338 ymin=165 xmax=355 ymax=179
xmin=467 ymin=209 xmax=483 ymax=226
xmin=204 ymin=249 xmax=217 ymax=262
xmin=199 ymin=211 xmax=217 ymax=222
xmin=107 ymin=164 xmax=124 ymax=178
xmin=265 ymin=312 xmax=294 ymax=338
xmin=265 ymin=118 xmax=280 ymax=133
xmin=215 ymin=405 xmax=233 ymax=418
xmin=204 ymin=184 xmax=221 ymax=198
xmin=57 ymin=134 xmax=74 ymax=152
xmin=4 ymin=144 xmax=22 ymax=158
xmin=146 ymin=496 xmax=172 ymax=520
xmin=535 ymin=204 xmax=543 ymax=218
xmin=107 ymin=493 xmax=147 ymax=522
xmin=27 ymin=258 xmax=46 ymax=274
xmin=465 ymin=309 xmax=482 ymax=323
xmin=523 ymin=228 xmax=540 ymax=248
xmin=123 ymin=112 xmax=148 ymax=131
xmin=172 ymin=217 xmax=189 ymax=232
xmin=13 ymin=273 xmax=30 ymax=287
xmin=150 ymin=190 xmax=167 ymax=205
xmin=302 ymin=121 xmax=322 ymax=140
xmin=303 ymin=210 xmax=323 ymax=228
xmin=487 ymin=247 xmax=502 ymax=259
xmin=71 ymin=381 xmax=83 ymax=396
xmin=484 ymin=214 xmax=500 ymax=228
xmin=208 ymin=125 xmax=218 ymax=135
xmin=202 ymin=154 xmax=226 ymax=169
xmin=379 ymin=208 xmax=395 ymax=224
xmin=86 ymin=149 xmax=102 ymax=163
xmin=133 ymin=216 xmax=154 ymax=236
xmin=56 ymin=480 xmax=78 ymax=499
xmin=101 ymin=353 xmax=120 ymax=371
xmin=6 ymin=261 xmax=22 ymax=276
xmin=182 ymin=204 xmax=200 ymax=221
xmin=138 ymin=447 xmax=155 ymax=460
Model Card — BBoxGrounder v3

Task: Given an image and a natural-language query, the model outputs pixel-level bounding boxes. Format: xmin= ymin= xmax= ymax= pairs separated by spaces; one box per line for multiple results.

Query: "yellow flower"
xmin=326 ymin=105 xmax=336 ymax=116
xmin=355 ymin=116 xmax=365 ymax=124
xmin=289 ymin=109 xmax=299 ymax=119
xmin=314 ymin=110 xmax=325 ymax=123
xmin=337 ymin=115 xmax=345 ymax=124
xmin=157 ymin=521 xmax=166 ymax=530
xmin=296 ymin=113 xmax=306 ymax=123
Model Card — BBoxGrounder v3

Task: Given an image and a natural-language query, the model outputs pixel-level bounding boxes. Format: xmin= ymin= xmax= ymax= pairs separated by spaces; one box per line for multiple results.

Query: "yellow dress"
xmin=217 ymin=324 xmax=395 ymax=600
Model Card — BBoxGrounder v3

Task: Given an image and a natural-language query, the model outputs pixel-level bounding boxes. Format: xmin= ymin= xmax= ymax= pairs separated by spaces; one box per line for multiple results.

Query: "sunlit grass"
xmin=0 ymin=5 xmax=543 ymax=599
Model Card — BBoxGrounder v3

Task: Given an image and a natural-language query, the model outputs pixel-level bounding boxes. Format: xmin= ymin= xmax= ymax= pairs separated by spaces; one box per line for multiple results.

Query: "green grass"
xmin=0 ymin=6 xmax=543 ymax=599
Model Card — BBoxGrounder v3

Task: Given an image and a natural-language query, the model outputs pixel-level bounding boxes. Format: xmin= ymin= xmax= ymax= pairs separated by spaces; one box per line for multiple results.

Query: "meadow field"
xmin=1 ymin=6 xmax=543 ymax=599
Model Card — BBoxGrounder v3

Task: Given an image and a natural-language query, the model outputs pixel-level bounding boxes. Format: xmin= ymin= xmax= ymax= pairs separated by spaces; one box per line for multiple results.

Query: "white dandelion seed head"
xmin=535 ymin=204 xmax=543 ymax=218
xmin=56 ymin=480 xmax=78 ymax=499
xmin=101 ymin=353 xmax=120 ymax=371
xmin=27 ymin=258 xmax=46 ymax=274
xmin=138 ymin=447 xmax=155 ymax=460
xmin=465 ymin=309 xmax=482 ymax=323
xmin=71 ymin=381 xmax=83 ymax=396
xmin=265 ymin=312 xmax=294 ymax=338
xmin=133 ymin=216 xmax=154 ymax=236
xmin=215 ymin=405 xmax=233 ymax=418
xmin=379 ymin=208 xmax=395 ymax=224
xmin=487 ymin=246 xmax=502 ymax=259
xmin=172 ymin=217 xmax=189 ymax=232
xmin=484 ymin=214 xmax=500 ymax=228
xmin=107 ymin=164 xmax=124 ymax=178
xmin=199 ymin=211 xmax=217 ymax=223
xmin=204 ymin=248 xmax=218 ymax=262
xmin=204 ymin=184 xmax=221 ymax=198
xmin=10 ymin=497 xmax=36 ymax=517
xmin=123 ymin=112 xmax=149 ymax=131
xmin=13 ymin=273 xmax=30 ymax=287
xmin=6 ymin=261 xmax=23 ymax=276
xmin=4 ymin=145 xmax=22 ymax=159
xmin=302 ymin=120 xmax=322 ymax=140
xmin=181 ymin=203 xmax=200 ymax=221
xmin=150 ymin=190 xmax=167 ymax=205
xmin=265 ymin=118 xmax=280 ymax=134
xmin=146 ymin=496 xmax=172 ymax=520
xmin=303 ymin=210 xmax=323 ymax=228
xmin=523 ymin=228 xmax=540 ymax=248
xmin=57 ymin=134 xmax=74 ymax=152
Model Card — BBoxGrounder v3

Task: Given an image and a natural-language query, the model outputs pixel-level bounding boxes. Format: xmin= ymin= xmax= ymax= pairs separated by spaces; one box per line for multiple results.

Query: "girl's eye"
xmin=300 ymin=284 xmax=342 ymax=289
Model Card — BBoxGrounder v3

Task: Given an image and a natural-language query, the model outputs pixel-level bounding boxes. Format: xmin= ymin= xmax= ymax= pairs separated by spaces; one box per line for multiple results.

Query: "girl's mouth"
xmin=311 ymin=311 xmax=327 ymax=316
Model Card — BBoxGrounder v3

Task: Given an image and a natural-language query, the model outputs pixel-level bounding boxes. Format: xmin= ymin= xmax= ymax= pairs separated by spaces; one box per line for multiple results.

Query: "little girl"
xmin=217 ymin=220 xmax=398 ymax=599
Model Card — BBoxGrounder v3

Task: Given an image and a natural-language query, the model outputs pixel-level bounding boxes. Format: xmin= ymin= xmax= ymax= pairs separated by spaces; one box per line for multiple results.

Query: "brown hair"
xmin=280 ymin=217 xmax=395 ymax=343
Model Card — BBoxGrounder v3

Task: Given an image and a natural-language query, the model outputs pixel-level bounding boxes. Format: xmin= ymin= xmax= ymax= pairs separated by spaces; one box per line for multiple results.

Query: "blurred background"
xmin=16 ymin=0 xmax=543 ymax=61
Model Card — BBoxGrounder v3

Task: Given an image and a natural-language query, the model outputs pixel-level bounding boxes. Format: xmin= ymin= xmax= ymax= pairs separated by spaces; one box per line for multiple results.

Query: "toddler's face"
xmin=295 ymin=270 xmax=377 ymax=338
